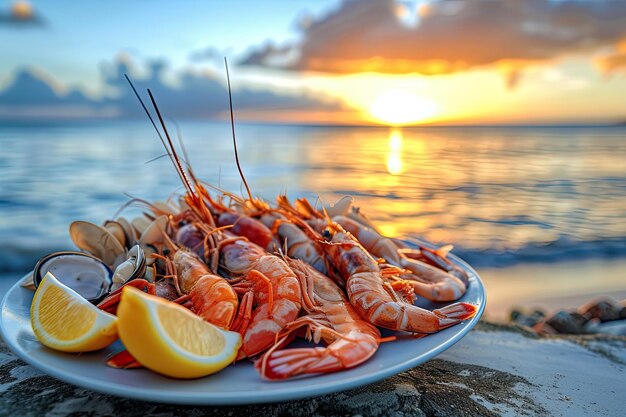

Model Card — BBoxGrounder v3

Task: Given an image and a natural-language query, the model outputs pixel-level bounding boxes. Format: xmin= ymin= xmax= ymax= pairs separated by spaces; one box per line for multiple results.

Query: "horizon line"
xmin=0 ymin=117 xmax=625 ymax=129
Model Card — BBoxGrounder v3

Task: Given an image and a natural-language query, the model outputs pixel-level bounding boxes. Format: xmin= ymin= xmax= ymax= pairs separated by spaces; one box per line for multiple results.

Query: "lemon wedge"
xmin=30 ymin=272 xmax=118 ymax=352
xmin=117 ymin=286 xmax=241 ymax=379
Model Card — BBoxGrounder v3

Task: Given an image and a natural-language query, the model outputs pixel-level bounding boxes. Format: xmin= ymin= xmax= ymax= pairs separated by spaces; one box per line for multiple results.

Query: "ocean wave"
xmin=0 ymin=243 xmax=65 ymax=274
xmin=451 ymin=237 xmax=626 ymax=268
xmin=389 ymin=235 xmax=626 ymax=269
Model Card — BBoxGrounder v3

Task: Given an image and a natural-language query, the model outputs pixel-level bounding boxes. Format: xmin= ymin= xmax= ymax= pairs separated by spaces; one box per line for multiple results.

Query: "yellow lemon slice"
xmin=30 ymin=272 xmax=118 ymax=352
xmin=117 ymin=286 xmax=241 ymax=379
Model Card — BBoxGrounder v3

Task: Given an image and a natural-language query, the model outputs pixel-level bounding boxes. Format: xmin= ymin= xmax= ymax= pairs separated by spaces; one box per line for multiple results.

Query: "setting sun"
xmin=369 ymin=90 xmax=437 ymax=125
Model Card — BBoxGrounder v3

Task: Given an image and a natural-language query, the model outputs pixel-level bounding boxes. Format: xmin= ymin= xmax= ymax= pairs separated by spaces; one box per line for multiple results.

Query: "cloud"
xmin=0 ymin=69 xmax=90 ymax=105
xmin=596 ymin=40 xmax=626 ymax=74
xmin=0 ymin=55 xmax=341 ymax=120
xmin=188 ymin=46 xmax=233 ymax=63
xmin=102 ymin=55 xmax=341 ymax=118
xmin=598 ymin=51 xmax=626 ymax=73
xmin=238 ymin=0 xmax=626 ymax=79
xmin=0 ymin=68 xmax=106 ymax=120
xmin=0 ymin=1 xmax=44 ymax=26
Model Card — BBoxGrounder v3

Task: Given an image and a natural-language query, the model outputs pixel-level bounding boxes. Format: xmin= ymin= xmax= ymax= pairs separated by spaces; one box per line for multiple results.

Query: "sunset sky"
xmin=1 ymin=0 xmax=626 ymax=125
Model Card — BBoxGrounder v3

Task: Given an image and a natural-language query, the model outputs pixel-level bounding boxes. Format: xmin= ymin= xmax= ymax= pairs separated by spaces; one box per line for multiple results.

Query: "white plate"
xmin=0 ymin=254 xmax=485 ymax=405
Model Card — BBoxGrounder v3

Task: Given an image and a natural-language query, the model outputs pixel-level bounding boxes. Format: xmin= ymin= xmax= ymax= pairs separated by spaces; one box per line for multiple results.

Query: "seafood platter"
xmin=0 ymin=78 xmax=484 ymax=404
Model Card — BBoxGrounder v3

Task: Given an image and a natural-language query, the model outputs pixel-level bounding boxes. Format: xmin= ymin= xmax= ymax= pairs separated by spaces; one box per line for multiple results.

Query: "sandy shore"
xmin=479 ymin=257 xmax=626 ymax=321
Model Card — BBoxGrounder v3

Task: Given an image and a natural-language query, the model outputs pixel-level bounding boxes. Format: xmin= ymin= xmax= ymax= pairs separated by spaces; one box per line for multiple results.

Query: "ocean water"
xmin=1 ymin=121 xmax=625 ymax=275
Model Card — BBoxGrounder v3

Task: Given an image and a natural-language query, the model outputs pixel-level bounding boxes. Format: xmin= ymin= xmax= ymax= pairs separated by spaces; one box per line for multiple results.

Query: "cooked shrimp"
xmin=257 ymin=258 xmax=380 ymax=380
xmin=216 ymin=210 xmax=280 ymax=252
xmin=317 ymin=221 xmax=476 ymax=333
xmin=217 ymin=233 xmax=302 ymax=359
xmin=257 ymin=196 xmax=327 ymax=274
xmin=158 ymin=247 xmax=238 ymax=330
xmin=333 ymin=215 xmax=466 ymax=302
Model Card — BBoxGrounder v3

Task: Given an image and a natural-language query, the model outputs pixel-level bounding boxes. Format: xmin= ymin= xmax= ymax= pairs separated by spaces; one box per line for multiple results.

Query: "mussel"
xmin=33 ymin=251 xmax=112 ymax=303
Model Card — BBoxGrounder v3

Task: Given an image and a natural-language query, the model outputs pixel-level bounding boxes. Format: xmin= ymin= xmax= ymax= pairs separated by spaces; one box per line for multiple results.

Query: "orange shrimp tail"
xmin=258 ymin=346 xmax=331 ymax=380
xmin=434 ymin=302 xmax=477 ymax=329
xmin=257 ymin=329 xmax=379 ymax=380
xmin=107 ymin=350 xmax=143 ymax=369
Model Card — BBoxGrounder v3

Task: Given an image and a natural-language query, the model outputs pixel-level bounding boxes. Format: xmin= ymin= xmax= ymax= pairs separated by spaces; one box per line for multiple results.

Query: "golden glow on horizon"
xmin=368 ymin=90 xmax=438 ymax=125
xmin=258 ymin=62 xmax=622 ymax=125
xmin=386 ymin=129 xmax=404 ymax=175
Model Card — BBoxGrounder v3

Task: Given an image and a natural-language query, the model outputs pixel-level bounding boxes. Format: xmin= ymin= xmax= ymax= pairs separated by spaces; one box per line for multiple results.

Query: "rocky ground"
xmin=1 ymin=321 xmax=624 ymax=417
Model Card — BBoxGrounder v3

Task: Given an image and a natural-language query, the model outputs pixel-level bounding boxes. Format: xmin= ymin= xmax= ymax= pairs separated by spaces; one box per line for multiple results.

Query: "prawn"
xmin=319 ymin=196 xmax=471 ymax=287
xmin=257 ymin=257 xmax=380 ymax=380
xmin=257 ymin=195 xmax=328 ymax=274
xmin=215 ymin=230 xmax=302 ymax=359
xmin=157 ymin=246 xmax=238 ymax=330
xmin=317 ymin=221 xmax=476 ymax=333
xmin=276 ymin=196 xmax=467 ymax=302
xmin=333 ymin=215 xmax=466 ymax=302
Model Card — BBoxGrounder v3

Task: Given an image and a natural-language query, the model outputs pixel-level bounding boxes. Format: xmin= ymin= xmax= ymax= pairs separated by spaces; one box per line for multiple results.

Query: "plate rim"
xmin=0 ymin=254 xmax=485 ymax=405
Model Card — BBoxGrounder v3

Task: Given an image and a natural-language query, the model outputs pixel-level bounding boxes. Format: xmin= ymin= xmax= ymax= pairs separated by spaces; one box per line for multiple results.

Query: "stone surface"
xmin=0 ymin=322 xmax=624 ymax=417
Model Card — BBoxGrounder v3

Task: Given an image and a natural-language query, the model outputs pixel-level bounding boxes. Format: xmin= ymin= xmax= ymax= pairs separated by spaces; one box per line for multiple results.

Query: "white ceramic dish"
xmin=0 ymin=254 xmax=485 ymax=405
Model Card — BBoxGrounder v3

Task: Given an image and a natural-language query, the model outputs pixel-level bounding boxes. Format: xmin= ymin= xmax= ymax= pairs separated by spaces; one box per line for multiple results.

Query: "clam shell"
xmin=69 ymin=221 xmax=126 ymax=268
xmin=152 ymin=200 xmax=179 ymax=216
xmin=142 ymin=244 xmax=158 ymax=266
xmin=144 ymin=264 xmax=156 ymax=283
xmin=116 ymin=216 xmax=138 ymax=248
xmin=325 ymin=195 xmax=354 ymax=217
xmin=131 ymin=216 xmax=152 ymax=237
xmin=33 ymin=251 xmax=112 ymax=303
xmin=110 ymin=245 xmax=147 ymax=291
xmin=103 ymin=220 xmax=127 ymax=248
xmin=139 ymin=215 xmax=169 ymax=247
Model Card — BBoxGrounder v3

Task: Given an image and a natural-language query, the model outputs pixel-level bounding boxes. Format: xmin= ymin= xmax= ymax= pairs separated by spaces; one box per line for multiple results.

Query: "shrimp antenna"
xmin=124 ymin=75 xmax=190 ymax=195
xmin=147 ymin=89 xmax=196 ymax=199
xmin=124 ymin=75 xmax=172 ymax=164
xmin=172 ymin=118 xmax=202 ymax=188
xmin=224 ymin=57 xmax=253 ymax=202
xmin=144 ymin=153 xmax=169 ymax=164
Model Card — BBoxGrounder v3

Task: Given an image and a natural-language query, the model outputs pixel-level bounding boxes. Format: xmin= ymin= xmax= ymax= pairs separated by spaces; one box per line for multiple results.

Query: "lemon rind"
xmin=30 ymin=272 xmax=118 ymax=352
xmin=117 ymin=287 xmax=241 ymax=379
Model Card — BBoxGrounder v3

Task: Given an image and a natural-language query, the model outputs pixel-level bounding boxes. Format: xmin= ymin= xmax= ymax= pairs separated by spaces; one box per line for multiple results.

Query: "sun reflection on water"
xmin=386 ymin=129 xmax=404 ymax=175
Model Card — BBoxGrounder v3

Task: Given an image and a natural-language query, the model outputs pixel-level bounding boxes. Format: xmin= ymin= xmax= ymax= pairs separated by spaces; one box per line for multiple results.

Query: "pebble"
xmin=510 ymin=297 xmax=626 ymax=336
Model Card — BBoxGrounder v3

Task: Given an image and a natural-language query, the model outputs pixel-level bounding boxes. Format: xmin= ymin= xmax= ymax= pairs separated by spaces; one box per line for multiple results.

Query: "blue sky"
xmin=0 ymin=0 xmax=334 ymax=91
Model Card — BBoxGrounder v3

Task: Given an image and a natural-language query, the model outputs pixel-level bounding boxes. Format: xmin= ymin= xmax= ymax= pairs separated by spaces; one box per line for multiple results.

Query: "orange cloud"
xmin=239 ymin=0 xmax=626 ymax=79
xmin=596 ymin=40 xmax=626 ymax=74
xmin=598 ymin=51 xmax=626 ymax=72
